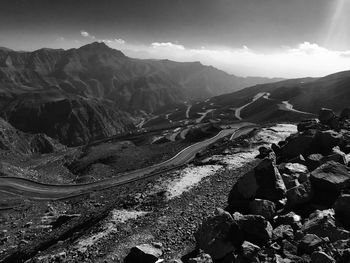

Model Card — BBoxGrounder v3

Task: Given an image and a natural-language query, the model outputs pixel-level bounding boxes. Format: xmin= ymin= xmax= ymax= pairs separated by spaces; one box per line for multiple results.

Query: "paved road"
xmin=235 ymin=92 xmax=270 ymax=120
xmin=0 ymin=123 xmax=255 ymax=200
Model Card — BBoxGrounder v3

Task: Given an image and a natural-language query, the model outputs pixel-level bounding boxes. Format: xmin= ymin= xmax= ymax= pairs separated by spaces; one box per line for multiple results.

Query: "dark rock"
xmin=340 ymin=108 xmax=350 ymax=120
xmin=301 ymin=209 xmax=350 ymax=242
xmin=298 ymin=234 xmax=324 ymax=254
xmin=232 ymin=213 xmax=273 ymax=246
xmin=313 ymin=130 xmax=343 ymax=155
xmin=271 ymin=143 xmax=281 ymax=156
xmin=319 ymin=108 xmax=336 ymax=125
xmin=249 ymin=199 xmax=276 ymax=220
xmin=286 ymin=180 xmax=313 ymax=207
xmin=334 ymin=194 xmax=350 ymax=228
xmin=257 ymin=146 xmax=273 ymax=159
xmin=280 ymin=133 xmax=314 ymax=159
xmin=273 ymin=225 xmax=294 ymax=241
xmin=124 ymin=244 xmax=163 ymax=263
xmin=311 ymin=251 xmax=335 ymax=263
xmin=188 ymin=252 xmax=213 ymax=263
xmin=310 ymin=161 xmax=350 ymax=204
xmin=306 ymin=154 xmax=324 ymax=171
xmin=281 ymin=239 xmax=298 ymax=260
xmin=323 ymin=146 xmax=348 ymax=166
xmin=278 ymin=163 xmax=309 ymax=183
xmin=195 ymin=208 xmax=239 ymax=259
xmin=228 ymin=158 xmax=286 ymax=212
xmin=297 ymin=119 xmax=319 ymax=132
xmin=275 ymin=212 xmax=302 ymax=231
xmin=239 ymin=241 xmax=261 ymax=262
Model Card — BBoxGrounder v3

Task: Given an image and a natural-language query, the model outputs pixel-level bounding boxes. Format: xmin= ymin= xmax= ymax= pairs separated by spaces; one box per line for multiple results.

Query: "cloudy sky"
xmin=0 ymin=0 xmax=349 ymax=78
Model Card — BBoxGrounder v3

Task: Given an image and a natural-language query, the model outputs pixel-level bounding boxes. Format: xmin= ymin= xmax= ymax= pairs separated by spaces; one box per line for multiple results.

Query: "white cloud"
xmin=80 ymin=30 xmax=95 ymax=39
xmin=151 ymin=42 xmax=185 ymax=50
xmin=119 ymin=41 xmax=350 ymax=78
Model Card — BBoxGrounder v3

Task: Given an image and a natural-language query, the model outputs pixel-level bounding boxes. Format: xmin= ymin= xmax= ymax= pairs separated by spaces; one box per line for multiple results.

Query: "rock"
xmin=275 ymin=212 xmax=302 ymax=231
xmin=228 ymin=158 xmax=287 ymax=212
xmin=324 ymin=146 xmax=348 ymax=166
xmin=311 ymin=251 xmax=335 ymax=263
xmin=334 ymin=194 xmax=350 ymax=228
xmin=297 ymin=119 xmax=319 ymax=132
xmin=286 ymin=180 xmax=313 ymax=207
xmin=124 ymin=244 xmax=163 ymax=263
xmin=319 ymin=108 xmax=336 ymax=125
xmin=280 ymin=133 xmax=314 ymax=159
xmin=240 ymin=241 xmax=261 ymax=262
xmin=313 ymin=130 xmax=343 ymax=155
xmin=298 ymin=234 xmax=324 ymax=254
xmin=233 ymin=213 xmax=273 ymax=246
xmin=301 ymin=209 xmax=350 ymax=242
xmin=195 ymin=208 xmax=241 ymax=259
xmin=310 ymin=161 xmax=350 ymax=204
xmin=340 ymin=108 xmax=350 ymax=120
xmin=249 ymin=199 xmax=276 ymax=220
xmin=288 ymin=155 xmax=306 ymax=165
xmin=272 ymin=225 xmax=294 ymax=241
xmin=278 ymin=163 xmax=309 ymax=184
xmin=271 ymin=143 xmax=281 ymax=156
xmin=257 ymin=146 xmax=273 ymax=159
xmin=188 ymin=252 xmax=213 ymax=263
xmin=306 ymin=154 xmax=324 ymax=171
xmin=282 ymin=240 xmax=299 ymax=261
xmin=281 ymin=173 xmax=299 ymax=189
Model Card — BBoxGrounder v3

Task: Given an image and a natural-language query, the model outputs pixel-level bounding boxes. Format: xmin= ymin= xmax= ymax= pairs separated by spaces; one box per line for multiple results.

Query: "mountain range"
xmin=0 ymin=42 xmax=281 ymax=146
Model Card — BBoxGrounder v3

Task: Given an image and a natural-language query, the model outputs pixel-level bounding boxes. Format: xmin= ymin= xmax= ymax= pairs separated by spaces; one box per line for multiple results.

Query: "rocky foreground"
xmin=127 ymin=108 xmax=350 ymax=263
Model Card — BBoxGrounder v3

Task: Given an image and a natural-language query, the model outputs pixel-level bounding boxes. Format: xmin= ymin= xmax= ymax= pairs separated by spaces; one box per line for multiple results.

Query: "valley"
xmin=1 ymin=42 xmax=350 ymax=263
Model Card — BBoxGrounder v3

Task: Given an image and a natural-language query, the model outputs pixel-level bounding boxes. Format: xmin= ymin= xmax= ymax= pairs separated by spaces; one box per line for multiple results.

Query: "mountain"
xmin=207 ymin=70 xmax=350 ymax=122
xmin=0 ymin=42 xmax=280 ymax=145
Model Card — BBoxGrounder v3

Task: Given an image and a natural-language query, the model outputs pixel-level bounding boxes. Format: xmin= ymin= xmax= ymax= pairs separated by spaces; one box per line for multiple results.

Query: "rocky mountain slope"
xmin=0 ymin=42 xmax=280 ymax=146
xmin=190 ymin=108 xmax=350 ymax=263
xmin=210 ymin=70 xmax=350 ymax=118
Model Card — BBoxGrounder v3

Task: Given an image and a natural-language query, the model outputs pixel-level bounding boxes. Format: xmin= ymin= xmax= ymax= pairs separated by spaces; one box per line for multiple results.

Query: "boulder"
xmin=195 ymin=208 xmax=241 ymax=259
xmin=280 ymin=133 xmax=314 ymax=159
xmin=286 ymin=180 xmax=313 ymax=207
xmin=306 ymin=154 xmax=324 ymax=171
xmin=275 ymin=212 xmax=302 ymax=231
xmin=257 ymin=146 xmax=273 ymax=159
xmin=319 ymin=108 xmax=335 ymax=125
xmin=311 ymin=251 xmax=335 ymax=263
xmin=324 ymin=146 xmax=348 ymax=166
xmin=272 ymin=225 xmax=294 ymax=241
xmin=228 ymin=158 xmax=286 ymax=212
xmin=310 ymin=161 xmax=350 ymax=204
xmin=278 ymin=163 xmax=309 ymax=187
xmin=188 ymin=252 xmax=213 ymax=263
xmin=340 ymin=108 xmax=350 ymax=120
xmin=124 ymin=244 xmax=163 ymax=263
xmin=297 ymin=119 xmax=319 ymax=132
xmin=281 ymin=173 xmax=299 ymax=189
xmin=334 ymin=194 xmax=350 ymax=228
xmin=301 ymin=209 xmax=350 ymax=242
xmin=249 ymin=199 xmax=276 ymax=220
xmin=238 ymin=241 xmax=261 ymax=262
xmin=233 ymin=213 xmax=273 ymax=246
xmin=313 ymin=130 xmax=343 ymax=155
xmin=298 ymin=234 xmax=324 ymax=254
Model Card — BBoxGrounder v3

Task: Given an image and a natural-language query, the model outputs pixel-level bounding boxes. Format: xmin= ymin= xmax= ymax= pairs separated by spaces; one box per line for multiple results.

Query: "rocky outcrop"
xmin=192 ymin=108 xmax=350 ymax=262
xmin=0 ymin=117 xmax=63 ymax=154
xmin=2 ymin=98 xmax=134 ymax=146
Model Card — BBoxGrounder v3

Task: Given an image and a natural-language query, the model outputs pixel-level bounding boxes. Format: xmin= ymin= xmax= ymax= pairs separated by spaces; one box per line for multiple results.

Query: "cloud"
xmin=80 ymin=30 xmax=95 ymax=39
xmin=151 ymin=42 xmax=185 ymax=50
xmin=118 ymin=41 xmax=350 ymax=78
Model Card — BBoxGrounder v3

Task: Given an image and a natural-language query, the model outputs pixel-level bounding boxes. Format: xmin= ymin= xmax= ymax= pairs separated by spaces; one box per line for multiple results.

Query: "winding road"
xmin=235 ymin=92 xmax=270 ymax=120
xmin=0 ymin=123 xmax=256 ymax=200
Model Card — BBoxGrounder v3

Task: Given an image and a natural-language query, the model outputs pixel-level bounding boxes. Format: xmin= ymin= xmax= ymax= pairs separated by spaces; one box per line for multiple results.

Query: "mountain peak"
xmin=78 ymin=41 xmax=125 ymax=57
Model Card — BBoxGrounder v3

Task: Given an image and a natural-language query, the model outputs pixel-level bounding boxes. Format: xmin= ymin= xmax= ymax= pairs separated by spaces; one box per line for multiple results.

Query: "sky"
xmin=0 ymin=0 xmax=349 ymax=78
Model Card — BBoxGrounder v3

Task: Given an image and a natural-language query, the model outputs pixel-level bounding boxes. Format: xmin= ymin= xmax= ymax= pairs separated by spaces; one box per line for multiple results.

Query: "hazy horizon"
xmin=1 ymin=0 xmax=349 ymax=78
